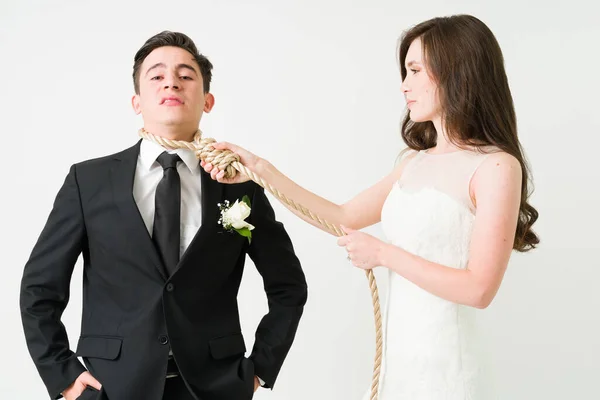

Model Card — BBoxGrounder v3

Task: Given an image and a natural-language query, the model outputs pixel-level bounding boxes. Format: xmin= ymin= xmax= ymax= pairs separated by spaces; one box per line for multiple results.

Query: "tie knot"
xmin=156 ymin=152 xmax=181 ymax=170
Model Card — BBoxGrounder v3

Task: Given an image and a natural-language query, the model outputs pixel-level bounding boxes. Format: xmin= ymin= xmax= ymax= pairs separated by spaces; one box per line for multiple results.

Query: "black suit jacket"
xmin=20 ymin=140 xmax=308 ymax=400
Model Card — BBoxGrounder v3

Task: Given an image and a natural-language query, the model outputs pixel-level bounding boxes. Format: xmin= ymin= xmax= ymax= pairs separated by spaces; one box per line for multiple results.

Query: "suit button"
xmin=166 ymin=283 xmax=174 ymax=292
xmin=159 ymin=335 xmax=169 ymax=345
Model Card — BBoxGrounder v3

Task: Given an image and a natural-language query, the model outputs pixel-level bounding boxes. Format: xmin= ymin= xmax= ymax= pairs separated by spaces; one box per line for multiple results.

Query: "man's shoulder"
xmin=73 ymin=140 xmax=141 ymax=172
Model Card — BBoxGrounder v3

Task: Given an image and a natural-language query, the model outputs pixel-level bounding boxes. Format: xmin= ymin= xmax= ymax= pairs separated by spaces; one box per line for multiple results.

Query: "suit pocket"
xmin=75 ymin=385 xmax=100 ymax=400
xmin=76 ymin=335 xmax=123 ymax=360
xmin=209 ymin=332 xmax=246 ymax=359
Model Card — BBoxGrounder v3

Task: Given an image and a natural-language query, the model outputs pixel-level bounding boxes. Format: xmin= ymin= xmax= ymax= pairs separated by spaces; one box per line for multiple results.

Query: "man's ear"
xmin=132 ymin=94 xmax=141 ymax=115
xmin=204 ymin=93 xmax=215 ymax=113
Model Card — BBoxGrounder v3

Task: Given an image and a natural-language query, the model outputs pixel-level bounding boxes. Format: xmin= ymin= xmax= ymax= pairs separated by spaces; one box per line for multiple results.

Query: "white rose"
xmin=223 ymin=200 xmax=255 ymax=230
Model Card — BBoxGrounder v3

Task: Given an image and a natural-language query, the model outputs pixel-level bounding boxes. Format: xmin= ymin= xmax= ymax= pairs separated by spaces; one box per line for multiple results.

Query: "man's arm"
xmin=246 ymin=185 xmax=308 ymax=389
xmin=20 ymin=164 xmax=88 ymax=399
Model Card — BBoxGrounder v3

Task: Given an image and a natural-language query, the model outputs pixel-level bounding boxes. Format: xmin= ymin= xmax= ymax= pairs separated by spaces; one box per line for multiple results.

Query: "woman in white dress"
xmin=202 ymin=14 xmax=539 ymax=399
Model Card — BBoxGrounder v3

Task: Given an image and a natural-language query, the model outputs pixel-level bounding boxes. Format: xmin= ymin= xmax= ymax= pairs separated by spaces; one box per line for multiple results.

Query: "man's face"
xmin=132 ymin=46 xmax=214 ymax=132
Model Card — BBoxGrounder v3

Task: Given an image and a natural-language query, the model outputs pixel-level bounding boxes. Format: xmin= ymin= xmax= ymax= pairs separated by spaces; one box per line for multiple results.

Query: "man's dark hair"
xmin=133 ymin=31 xmax=213 ymax=94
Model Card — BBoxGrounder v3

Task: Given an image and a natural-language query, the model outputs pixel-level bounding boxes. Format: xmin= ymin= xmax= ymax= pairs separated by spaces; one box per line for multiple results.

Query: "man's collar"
xmin=139 ymin=136 xmax=199 ymax=175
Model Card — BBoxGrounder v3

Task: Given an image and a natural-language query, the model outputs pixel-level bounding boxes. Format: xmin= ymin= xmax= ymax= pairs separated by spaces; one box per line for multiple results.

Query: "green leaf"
xmin=242 ymin=195 xmax=251 ymax=208
xmin=235 ymin=227 xmax=252 ymax=244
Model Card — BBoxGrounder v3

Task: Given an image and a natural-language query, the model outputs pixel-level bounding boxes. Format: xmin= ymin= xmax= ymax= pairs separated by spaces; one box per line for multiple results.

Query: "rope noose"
xmin=139 ymin=129 xmax=383 ymax=399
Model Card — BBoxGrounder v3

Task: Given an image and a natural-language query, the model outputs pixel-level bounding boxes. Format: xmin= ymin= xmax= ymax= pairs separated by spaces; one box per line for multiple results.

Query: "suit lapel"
xmin=177 ymin=168 xmax=224 ymax=270
xmin=200 ymin=168 xmax=224 ymax=234
xmin=110 ymin=140 xmax=169 ymax=280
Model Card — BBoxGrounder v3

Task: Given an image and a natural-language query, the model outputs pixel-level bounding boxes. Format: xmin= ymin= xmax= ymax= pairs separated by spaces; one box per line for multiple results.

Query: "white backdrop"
xmin=1 ymin=0 xmax=599 ymax=399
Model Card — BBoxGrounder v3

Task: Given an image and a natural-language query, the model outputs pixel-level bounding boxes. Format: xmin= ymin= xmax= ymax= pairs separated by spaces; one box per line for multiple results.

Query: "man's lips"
xmin=161 ymin=97 xmax=183 ymax=105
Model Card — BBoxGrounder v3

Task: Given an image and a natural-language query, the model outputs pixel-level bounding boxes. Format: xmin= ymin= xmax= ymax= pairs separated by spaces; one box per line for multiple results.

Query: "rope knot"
xmin=139 ymin=128 xmax=240 ymax=179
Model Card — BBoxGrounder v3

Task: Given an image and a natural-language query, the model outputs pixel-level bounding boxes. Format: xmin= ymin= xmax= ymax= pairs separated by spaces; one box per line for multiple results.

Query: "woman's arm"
xmin=254 ymin=159 xmax=408 ymax=233
xmin=204 ymin=142 xmax=417 ymax=234
xmin=340 ymin=152 xmax=522 ymax=308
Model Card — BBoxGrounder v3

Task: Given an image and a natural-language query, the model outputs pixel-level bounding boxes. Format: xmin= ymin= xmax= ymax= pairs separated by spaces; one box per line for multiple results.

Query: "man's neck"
xmin=143 ymin=124 xmax=198 ymax=142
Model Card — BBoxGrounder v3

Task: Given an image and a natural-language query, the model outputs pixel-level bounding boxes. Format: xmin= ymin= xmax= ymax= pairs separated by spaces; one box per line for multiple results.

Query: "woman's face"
xmin=401 ymin=38 xmax=441 ymax=123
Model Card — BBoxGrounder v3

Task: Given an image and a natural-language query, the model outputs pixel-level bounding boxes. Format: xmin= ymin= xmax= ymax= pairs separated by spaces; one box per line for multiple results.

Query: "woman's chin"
xmin=408 ymin=110 xmax=433 ymax=123
xmin=409 ymin=115 xmax=426 ymax=123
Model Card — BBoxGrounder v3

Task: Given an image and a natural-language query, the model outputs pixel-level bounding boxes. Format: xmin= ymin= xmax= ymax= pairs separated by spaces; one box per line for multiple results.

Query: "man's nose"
xmin=164 ymin=74 xmax=180 ymax=90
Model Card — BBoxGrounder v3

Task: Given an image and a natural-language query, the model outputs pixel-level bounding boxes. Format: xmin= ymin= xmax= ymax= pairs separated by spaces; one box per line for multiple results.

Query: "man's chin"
xmin=153 ymin=118 xmax=196 ymax=128
xmin=142 ymin=120 xmax=201 ymax=139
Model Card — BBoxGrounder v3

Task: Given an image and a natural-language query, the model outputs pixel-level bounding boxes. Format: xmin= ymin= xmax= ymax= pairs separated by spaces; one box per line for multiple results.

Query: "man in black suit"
xmin=19 ymin=31 xmax=308 ymax=400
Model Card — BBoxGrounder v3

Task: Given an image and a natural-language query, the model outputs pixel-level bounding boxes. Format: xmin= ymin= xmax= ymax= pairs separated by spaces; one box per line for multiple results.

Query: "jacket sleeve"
xmin=246 ymin=185 xmax=308 ymax=389
xmin=20 ymin=164 xmax=88 ymax=399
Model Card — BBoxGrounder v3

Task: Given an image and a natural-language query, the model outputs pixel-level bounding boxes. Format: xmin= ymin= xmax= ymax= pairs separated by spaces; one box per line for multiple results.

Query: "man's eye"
xmin=181 ymin=76 xmax=193 ymax=80
xmin=151 ymin=76 xmax=162 ymax=80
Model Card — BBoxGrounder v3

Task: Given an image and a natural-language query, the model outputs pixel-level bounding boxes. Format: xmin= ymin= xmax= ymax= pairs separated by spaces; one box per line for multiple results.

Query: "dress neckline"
xmin=421 ymin=149 xmax=463 ymax=156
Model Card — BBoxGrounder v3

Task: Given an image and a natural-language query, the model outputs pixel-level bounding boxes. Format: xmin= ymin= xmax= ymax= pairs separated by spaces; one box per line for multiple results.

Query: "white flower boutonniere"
xmin=218 ymin=195 xmax=254 ymax=243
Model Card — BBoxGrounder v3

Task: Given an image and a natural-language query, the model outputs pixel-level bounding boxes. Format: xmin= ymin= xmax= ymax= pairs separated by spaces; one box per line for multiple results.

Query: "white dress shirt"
xmin=132 ymin=138 xmax=202 ymax=257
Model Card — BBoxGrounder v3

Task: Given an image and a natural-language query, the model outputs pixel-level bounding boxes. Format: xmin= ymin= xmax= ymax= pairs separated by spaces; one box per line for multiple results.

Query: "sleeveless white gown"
xmin=362 ymin=149 xmax=500 ymax=400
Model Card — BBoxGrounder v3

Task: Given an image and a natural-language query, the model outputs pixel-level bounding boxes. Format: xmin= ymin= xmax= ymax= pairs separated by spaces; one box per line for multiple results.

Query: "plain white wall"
xmin=1 ymin=0 xmax=599 ymax=399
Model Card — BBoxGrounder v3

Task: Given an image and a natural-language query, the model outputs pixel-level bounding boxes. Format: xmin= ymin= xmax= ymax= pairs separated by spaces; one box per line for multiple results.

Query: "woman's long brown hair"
xmin=398 ymin=15 xmax=539 ymax=251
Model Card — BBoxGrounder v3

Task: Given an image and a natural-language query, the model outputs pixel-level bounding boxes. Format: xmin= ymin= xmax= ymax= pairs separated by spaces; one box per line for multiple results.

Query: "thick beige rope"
xmin=139 ymin=128 xmax=383 ymax=399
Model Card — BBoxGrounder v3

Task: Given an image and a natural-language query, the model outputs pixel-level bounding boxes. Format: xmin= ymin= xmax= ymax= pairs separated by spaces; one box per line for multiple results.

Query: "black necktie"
xmin=153 ymin=152 xmax=182 ymax=276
